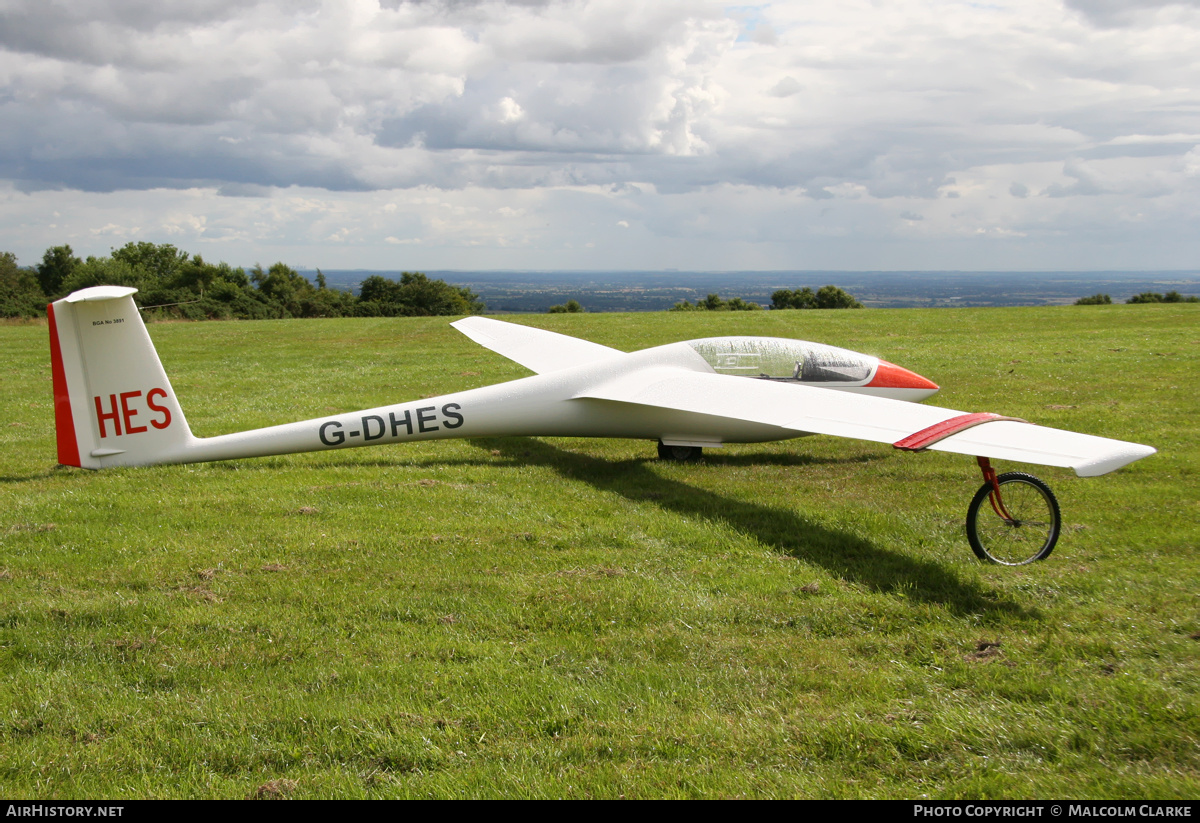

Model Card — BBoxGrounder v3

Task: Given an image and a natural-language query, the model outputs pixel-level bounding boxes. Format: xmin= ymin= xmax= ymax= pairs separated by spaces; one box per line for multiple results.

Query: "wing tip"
xmin=1073 ymin=443 xmax=1157 ymax=477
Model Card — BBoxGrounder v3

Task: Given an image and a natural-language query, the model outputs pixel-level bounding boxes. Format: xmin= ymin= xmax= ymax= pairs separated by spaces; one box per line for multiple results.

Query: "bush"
xmin=1128 ymin=292 xmax=1163 ymax=303
xmin=1122 ymin=292 xmax=1198 ymax=304
xmin=0 ymin=252 xmax=46 ymax=318
xmin=670 ymin=293 xmax=761 ymax=311
xmin=359 ymin=272 xmax=485 ymax=316
xmin=772 ymin=285 xmax=863 ymax=309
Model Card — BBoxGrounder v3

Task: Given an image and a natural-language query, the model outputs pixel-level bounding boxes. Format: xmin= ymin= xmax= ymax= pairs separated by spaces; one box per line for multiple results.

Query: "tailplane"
xmin=48 ymin=286 xmax=194 ymax=469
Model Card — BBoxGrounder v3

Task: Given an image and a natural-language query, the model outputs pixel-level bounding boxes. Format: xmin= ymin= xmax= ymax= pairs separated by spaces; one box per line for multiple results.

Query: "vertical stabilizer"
xmin=48 ymin=287 xmax=194 ymax=469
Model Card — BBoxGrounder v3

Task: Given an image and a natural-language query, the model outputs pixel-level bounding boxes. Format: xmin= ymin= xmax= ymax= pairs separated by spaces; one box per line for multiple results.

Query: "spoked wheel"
xmin=966 ymin=471 xmax=1061 ymax=565
xmin=657 ymin=441 xmax=702 ymax=462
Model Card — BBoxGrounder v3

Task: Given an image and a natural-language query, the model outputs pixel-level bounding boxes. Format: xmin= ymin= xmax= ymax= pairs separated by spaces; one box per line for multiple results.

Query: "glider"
xmin=47 ymin=285 xmax=1155 ymax=564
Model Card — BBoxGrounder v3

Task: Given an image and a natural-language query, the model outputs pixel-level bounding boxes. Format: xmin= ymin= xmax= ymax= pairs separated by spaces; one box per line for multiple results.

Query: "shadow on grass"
xmin=675 ymin=450 xmax=887 ymax=469
xmin=0 ymin=465 xmax=81 ymax=484
xmin=15 ymin=436 xmax=1034 ymax=618
xmin=468 ymin=437 xmax=1036 ymax=621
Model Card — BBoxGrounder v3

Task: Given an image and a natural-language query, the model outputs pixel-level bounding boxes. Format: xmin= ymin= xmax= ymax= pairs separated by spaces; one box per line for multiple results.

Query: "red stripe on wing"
xmin=893 ymin=412 xmax=1026 ymax=451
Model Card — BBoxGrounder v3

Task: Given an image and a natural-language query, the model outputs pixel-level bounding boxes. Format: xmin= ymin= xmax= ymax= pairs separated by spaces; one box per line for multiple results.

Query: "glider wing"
xmin=576 ymin=369 xmax=1154 ymax=476
xmin=451 ymin=316 xmax=623 ymax=374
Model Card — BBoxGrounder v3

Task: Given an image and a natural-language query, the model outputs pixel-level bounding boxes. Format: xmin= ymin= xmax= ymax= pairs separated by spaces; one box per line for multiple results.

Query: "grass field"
xmin=1 ymin=305 xmax=1196 ymax=799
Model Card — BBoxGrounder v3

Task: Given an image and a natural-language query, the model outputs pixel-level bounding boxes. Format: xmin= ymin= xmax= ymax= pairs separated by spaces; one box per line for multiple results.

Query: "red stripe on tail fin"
xmin=47 ymin=303 xmax=82 ymax=467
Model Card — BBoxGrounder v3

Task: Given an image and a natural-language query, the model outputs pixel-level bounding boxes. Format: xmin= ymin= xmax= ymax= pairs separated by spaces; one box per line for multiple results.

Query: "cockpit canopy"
xmin=687 ymin=337 xmax=876 ymax=384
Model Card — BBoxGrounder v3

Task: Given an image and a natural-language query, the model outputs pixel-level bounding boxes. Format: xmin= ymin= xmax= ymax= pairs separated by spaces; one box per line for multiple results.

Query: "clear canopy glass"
xmin=687 ymin=337 xmax=874 ymax=383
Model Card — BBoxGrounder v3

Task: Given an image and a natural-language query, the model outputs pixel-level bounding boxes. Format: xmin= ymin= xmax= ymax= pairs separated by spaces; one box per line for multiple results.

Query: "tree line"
xmin=1 ymin=242 xmax=484 ymax=319
xmin=1075 ymin=291 xmax=1198 ymax=305
xmin=20 ymin=243 xmax=1185 ymax=320
xmin=3 ymin=247 xmax=870 ymax=318
xmin=667 ymin=285 xmax=864 ymax=312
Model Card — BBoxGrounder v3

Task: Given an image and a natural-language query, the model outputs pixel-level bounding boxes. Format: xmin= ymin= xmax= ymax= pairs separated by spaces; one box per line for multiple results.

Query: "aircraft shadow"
xmin=469 ymin=437 xmax=1035 ymax=621
xmin=0 ymin=464 xmax=84 ymax=484
xmin=14 ymin=439 xmax=1031 ymax=618
xmin=691 ymin=450 xmax=886 ymax=469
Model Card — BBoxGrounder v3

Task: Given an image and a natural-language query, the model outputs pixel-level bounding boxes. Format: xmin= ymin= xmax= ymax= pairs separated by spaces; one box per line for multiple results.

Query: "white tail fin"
xmin=48 ymin=286 xmax=194 ymax=469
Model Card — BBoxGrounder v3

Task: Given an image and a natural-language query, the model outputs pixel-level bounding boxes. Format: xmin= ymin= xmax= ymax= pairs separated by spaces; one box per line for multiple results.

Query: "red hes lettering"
xmin=94 ymin=388 xmax=172 ymax=438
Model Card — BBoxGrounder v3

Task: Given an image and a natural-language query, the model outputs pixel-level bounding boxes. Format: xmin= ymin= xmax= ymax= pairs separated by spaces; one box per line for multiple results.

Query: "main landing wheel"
xmin=657 ymin=441 xmax=702 ymax=462
xmin=966 ymin=471 xmax=1061 ymax=565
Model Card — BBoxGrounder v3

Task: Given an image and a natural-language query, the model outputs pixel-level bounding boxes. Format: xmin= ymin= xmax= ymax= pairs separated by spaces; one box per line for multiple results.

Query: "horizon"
xmin=309 ymin=268 xmax=1200 ymax=312
xmin=298 ymin=267 xmax=1200 ymax=275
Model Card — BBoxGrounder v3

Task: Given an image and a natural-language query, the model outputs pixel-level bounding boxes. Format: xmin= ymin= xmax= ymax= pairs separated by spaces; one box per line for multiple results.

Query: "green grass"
xmin=1 ymin=305 xmax=1196 ymax=799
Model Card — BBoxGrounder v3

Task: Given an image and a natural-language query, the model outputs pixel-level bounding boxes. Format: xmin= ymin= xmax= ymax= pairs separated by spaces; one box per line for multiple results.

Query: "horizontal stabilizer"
xmin=63 ymin=285 xmax=139 ymax=303
xmin=451 ymin=316 xmax=623 ymax=374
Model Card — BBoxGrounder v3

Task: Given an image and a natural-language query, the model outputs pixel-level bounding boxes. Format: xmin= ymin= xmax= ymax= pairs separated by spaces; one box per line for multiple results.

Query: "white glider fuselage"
xmin=163 ymin=344 xmax=779 ymax=466
xmin=48 ymin=286 xmax=1154 ymax=477
xmin=82 ymin=339 xmax=917 ymax=468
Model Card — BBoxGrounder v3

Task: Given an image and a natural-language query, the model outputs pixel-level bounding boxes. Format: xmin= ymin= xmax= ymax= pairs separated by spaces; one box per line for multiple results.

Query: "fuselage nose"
xmin=864 ymin=360 xmax=940 ymax=401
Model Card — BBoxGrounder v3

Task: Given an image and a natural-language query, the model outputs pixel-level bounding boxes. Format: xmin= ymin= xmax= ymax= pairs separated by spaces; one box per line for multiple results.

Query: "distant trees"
xmin=251 ymin=262 xmax=317 ymax=317
xmin=1 ymin=251 xmax=46 ymax=318
xmin=1073 ymin=291 xmax=1200 ymax=305
xmin=668 ymin=286 xmax=863 ymax=312
xmin=358 ymin=272 xmax=484 ymax=317
xmin=670 ymin=293 xmax=762 ymax=311
xmin=51 ymin=244 xmax=277 ymax=320
xmin=1126 ymin=291 xmax=1198 ymax=304
xmin=0 ymin=242 xmax=485 ymax=320
xmin=772 ymin=285 xmax=863 ymax=310
xmin=111 ymin=240 xmax=189 ymax=283
xmin=548 ymin=299 xmax=584 ymax=313
xmin=772 ymin=287 xmax=817 ymax=309
xmin=36 ymin=245 xmax=81 ymax=297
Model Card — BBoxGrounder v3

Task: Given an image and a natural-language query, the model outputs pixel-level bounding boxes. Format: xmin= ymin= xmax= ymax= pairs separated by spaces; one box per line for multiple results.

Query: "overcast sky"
xmin=2 ymin=0 xmax=1199 ymax=272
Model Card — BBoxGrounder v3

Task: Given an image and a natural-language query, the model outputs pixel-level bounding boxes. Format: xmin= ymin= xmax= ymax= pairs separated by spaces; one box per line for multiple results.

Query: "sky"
xmin=2 ymin=0 xmax=1199 ymax=272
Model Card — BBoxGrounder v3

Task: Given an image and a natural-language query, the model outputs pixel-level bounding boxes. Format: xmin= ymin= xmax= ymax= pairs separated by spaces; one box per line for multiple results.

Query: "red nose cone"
xmin=867 ymin=360 xmax=940 ymax=391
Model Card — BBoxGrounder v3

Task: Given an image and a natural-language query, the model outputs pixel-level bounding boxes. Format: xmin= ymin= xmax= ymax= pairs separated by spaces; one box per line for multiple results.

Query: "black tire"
xmin=657 ymin=441 xmax=702 ymax=462
xmin=966 ymin=472 xmax=1061 ymax=565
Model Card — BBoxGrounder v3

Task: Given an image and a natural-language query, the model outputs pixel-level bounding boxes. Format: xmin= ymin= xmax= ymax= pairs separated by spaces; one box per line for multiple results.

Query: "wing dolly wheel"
xmin=966 ymin=457 xmax=1061 ymax=565
xmin=657 ymin=441 xmax=702 ymax=461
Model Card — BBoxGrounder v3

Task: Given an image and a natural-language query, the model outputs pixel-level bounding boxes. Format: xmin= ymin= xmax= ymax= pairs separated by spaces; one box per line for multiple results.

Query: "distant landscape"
xmin=11 ymin=244 xmax=1199 ymax=319
xmin=313 ymin=269 xmax=1200 ymax=313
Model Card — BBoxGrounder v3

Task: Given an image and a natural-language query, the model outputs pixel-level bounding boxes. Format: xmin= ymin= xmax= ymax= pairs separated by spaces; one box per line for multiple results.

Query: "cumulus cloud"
xmin=767 ymin=76 xmax=802 ymax=98
xmin=1185 ymin=145 xmax=1200 ymax=176
xmin=1064 ymin=0 xmax=1200 ymax=28
xmin=1 ymin=0 xmax=1199 ymax=269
